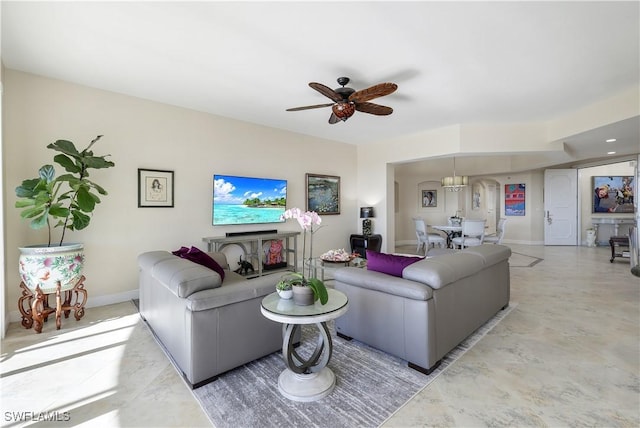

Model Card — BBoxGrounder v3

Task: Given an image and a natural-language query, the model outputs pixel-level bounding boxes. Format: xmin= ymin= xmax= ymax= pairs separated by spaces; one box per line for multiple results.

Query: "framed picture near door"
xmin=592 ymin=176 xmax=635 ymax=213
xmin=505 ymin=183 xmax=525 ymax=216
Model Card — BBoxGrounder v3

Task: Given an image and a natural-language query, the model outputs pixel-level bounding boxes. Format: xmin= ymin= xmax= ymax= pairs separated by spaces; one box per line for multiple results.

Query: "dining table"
xmin=432 ymin=225 xmax=462 ymax=248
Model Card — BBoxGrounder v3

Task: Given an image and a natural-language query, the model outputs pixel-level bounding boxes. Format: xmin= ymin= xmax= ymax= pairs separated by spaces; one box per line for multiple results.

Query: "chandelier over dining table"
xmin=441 ymin=157 xmax=468 ymax=192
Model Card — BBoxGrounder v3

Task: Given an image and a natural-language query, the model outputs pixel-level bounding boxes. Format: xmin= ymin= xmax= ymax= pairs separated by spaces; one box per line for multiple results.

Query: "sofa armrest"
xmin=334 ymin=267 xmax=433 ymax=301
xmin=138 ymin=251 xmax=223 ymax=298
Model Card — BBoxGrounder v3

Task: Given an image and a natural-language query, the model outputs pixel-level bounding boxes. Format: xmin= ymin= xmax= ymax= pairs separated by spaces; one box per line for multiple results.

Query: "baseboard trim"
xmin=8 ymin=289 xmax=140 ymax=323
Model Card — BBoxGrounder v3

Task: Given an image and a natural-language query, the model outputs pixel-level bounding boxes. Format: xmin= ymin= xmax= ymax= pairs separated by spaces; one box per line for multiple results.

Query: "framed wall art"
xmin=138 ymin=168 xmax=174 ymax=208
xmin=421 ymin=189 xmax=437 ymax=207
xmin=306 ymin=173 xmax=340 ymax=214
xmin=592 ymin=175 xmax=635 ymax=213
xmin=505 ymin=183 xmax=525 ymax=216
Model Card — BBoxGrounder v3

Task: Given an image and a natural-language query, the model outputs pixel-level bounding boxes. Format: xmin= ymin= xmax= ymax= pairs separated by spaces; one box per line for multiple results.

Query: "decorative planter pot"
xmin=19 ymin=243 xmax=85 ymax=293
xmin=277 ymin=289 xmax=293 ymax=299
xmin=17 ymin=243 xmax=88 ymax=333
xmin=292 ymin=285 xmax=314 ymax=306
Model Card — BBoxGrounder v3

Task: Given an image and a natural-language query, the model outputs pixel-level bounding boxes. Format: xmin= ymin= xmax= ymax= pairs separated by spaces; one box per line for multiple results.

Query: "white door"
xmin=544 ymin=169 xmax=578 ymax=245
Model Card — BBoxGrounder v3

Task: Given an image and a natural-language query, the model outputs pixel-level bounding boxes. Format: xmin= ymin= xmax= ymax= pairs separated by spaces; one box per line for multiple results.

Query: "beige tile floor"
xmin=1 ymin=244 xmax=638 ymax=427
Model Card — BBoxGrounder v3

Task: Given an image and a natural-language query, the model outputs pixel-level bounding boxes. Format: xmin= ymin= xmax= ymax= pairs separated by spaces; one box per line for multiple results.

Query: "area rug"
xmin=509 ymin=251 xmax=544 ymax=268
xmin=188 ymin=303 xmax=516 ymax=428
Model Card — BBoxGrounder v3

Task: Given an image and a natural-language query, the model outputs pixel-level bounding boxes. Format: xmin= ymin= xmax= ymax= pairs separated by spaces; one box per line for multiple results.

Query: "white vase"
xmin=277 ymin=289 xmax=293 ymax=299
xmin=19 ymin=243 xmax=85 ymax=293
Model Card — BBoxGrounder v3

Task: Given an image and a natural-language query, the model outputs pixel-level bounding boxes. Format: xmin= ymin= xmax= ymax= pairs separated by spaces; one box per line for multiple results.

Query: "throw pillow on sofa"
xmin=366 ymin=250 xmax=423 ymax=278
xmin=174 ymin=246 xmax=226 ymax=281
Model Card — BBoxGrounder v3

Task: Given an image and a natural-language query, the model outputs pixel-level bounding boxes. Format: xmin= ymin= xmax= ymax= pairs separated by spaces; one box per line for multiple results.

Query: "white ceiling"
xmin=2 ymin=1 xmax=639 ymax=173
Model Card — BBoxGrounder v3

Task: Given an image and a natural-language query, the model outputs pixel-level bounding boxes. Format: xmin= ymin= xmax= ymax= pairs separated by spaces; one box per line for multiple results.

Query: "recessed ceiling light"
xmin=607 ymin=151 xmax=616 ymax=155
xmin=606 ymin=138 xmax=617 ymax=142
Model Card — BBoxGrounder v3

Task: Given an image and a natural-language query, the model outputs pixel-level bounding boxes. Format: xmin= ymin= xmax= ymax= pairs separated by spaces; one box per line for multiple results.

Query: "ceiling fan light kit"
xmin=287 ymin=77 xmax=397 ymax=124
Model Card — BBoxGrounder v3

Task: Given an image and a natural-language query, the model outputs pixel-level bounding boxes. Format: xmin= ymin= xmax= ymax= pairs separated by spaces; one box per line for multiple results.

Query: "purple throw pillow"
xmin=366 ymin=250 xmax=423 ymax=278
xmin=179 ymin=246 xmax=226 ymax=281
xmin=172 ymin=246 xmax=190 ymax=257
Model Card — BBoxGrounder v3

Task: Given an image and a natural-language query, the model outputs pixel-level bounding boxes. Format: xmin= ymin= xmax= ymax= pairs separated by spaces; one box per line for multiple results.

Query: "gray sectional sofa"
xmin=334 ymin=244 xmax=511 ymax=375
xmin=138 ymin=250 xmax=287 ymax=388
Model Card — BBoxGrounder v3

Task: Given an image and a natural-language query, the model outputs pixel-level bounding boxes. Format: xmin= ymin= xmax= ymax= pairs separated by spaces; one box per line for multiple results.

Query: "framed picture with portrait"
xmin=421 ymin=189 xmax=437 ymax=207
xmin=138 ymin=168 xmax=174 ymax=208
xmin=306 ymin=173 xmax=340 ymax=214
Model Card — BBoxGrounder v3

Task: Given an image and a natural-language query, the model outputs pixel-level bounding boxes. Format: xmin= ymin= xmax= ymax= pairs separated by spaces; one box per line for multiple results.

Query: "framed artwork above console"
xmin=592 ymin=176 xmax=635 ymax=214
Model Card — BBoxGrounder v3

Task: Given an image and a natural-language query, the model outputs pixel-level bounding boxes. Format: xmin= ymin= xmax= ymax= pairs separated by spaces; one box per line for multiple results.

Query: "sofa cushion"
xmin=178 ymin=246 xmax=226 ymax=281
xmin=152 ymin=257 xmax=223 ymax=298
xmin=334 ymin=267 xmax=433 ymax=301
xmin=462 ymin=244 xmax=512 ymax=267
xmin=366 ymin=250 xmax=423 ymax=277
xmin=402 ymin=252 xmax=485 ymax=289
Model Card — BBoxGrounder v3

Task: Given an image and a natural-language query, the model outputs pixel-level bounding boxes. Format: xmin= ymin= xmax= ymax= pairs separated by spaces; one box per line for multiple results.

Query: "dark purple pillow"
xmin=172 ymin=246 xmax=190 ymax=257
xmin=179 ymin=246 xmax=225 ymax=281
xmin=366 ymin=250 xmax=423 ymax=278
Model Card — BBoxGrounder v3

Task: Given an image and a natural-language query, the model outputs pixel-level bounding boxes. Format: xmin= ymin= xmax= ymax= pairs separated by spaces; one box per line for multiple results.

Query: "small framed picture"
xmin=138 ymin=168 xmax=174 ymax=208
xmin=306 ymin=173 xmax=340 ymax=214
xmin=421 ymin=189 xmax=437 ymax=207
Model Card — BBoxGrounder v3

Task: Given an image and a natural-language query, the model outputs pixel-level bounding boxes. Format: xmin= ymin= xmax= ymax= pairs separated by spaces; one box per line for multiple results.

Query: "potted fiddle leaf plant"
xmin=14 ymin=135 xmax=115 ymax=330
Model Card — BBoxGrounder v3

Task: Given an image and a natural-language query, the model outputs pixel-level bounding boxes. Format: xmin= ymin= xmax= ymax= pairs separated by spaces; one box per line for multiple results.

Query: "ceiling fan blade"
xmin=286 ymin=103 xmax=334 ymax=112
xmin=355 ymin=102 xmax=393 ymax=116
xmin=328 ymin=112 xmax=341 ymax=124
xmin=309 ymin=82 xmax=343 ymax=102
xmin=349 ymin=82 xmax=398 ymax=103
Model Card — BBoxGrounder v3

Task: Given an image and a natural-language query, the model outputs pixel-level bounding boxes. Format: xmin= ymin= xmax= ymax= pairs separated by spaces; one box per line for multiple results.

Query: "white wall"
xmin=3 ymin=70 xmax=358 ymax=321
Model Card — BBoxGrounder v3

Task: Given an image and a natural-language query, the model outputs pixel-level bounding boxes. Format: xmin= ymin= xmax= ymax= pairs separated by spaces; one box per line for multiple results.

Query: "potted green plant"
xmin=275 ymin=278 xmax=293 ymax=299
xmin=279 ymin=208 xmax=329 ymax=306
xmin=14 ymin=135 xmax=115 ymax=330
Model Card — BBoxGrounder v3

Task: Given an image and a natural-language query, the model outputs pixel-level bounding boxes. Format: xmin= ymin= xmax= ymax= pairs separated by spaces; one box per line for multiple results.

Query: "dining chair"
xmin=484 ymin=218 xmax=507 ymax=244
xmin=451 ymin=219 xmax=486 ymax=249
xmin=413 ymin=218 xmax=446 ymax=255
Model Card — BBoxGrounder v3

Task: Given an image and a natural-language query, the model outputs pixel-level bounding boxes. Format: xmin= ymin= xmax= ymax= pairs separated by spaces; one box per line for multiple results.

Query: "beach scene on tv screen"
xmin=213 ymin=175 xmax=287 ymax=225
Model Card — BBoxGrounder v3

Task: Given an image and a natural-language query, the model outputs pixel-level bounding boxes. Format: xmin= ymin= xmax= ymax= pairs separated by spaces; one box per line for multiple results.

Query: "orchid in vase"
xmin=277 ymin=207 xmax=328 ymax=305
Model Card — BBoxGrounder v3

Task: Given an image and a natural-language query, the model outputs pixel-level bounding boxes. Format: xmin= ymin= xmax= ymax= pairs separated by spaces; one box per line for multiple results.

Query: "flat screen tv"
xmin=213 ymin=174 xmax=287 ymax=225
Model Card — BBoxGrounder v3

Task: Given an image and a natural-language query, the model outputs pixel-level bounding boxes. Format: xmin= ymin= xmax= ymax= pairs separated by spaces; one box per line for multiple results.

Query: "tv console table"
xmin=202 ymin=231 xmax=300 ymax=278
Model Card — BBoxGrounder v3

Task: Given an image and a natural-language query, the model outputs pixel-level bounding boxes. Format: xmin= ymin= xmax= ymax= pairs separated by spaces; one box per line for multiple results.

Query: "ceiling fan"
xmin=286 ymin=77 xmax=398 ymax=124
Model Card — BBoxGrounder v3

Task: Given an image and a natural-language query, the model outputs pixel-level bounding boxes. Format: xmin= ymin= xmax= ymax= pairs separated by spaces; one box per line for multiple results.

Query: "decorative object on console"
xmin=279 ymin=208 xmax=328 ymax=305
xmin=286 ymin=77 xmax=397 ymax=124
xmin=360 ymin=206 xmax=374 ymax=236
xmin=505 ymin=183 xmax=526 ymax=216
xmin=592 ymin=176 xmax=635 ymax=214
xmin=306 ymin=173 xmax=340 ymax=215
xmin=263 ymin=239 xmax=287 ymax=270
xmin=441 ymin=157 xmax=468 ymax=192
xmin=138 ymin=168 xmax=174 ymax=208
xmin=234 ymin=255 xmax=255 ymax=275
xmin=15 ymin=135 xmax=115 ymax=333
